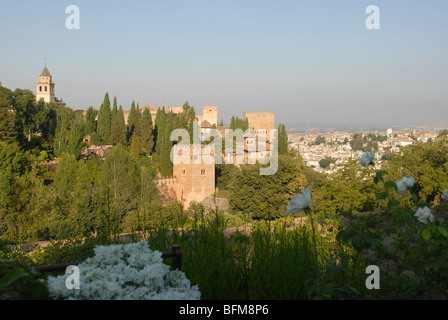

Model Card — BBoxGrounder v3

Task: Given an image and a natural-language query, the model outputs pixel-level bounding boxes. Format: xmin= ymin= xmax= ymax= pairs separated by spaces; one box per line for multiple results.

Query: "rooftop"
xmin=39 ymin=66 xmax=51 ymax=77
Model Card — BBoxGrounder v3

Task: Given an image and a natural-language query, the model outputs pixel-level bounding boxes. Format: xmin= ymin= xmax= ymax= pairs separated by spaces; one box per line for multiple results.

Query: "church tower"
xmin=35 ymin=64 xmax=55 ymax=103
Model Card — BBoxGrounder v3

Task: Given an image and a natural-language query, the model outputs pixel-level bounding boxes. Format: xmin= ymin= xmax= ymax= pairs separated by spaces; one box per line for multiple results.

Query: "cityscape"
xmin=289 ymin=128 xmax=439 ymax=173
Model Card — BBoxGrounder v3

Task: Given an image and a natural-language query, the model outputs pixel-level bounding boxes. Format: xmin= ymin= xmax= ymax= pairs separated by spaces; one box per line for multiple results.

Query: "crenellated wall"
xmin=156 ymin=144 xmax=216 ymax=206
xmin=156 ymin=176 xmax=180 ymax=204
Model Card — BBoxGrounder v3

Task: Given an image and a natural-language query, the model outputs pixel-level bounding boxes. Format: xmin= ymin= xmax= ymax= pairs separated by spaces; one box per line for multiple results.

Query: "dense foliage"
xmin=1 ymin=83 xmax=448 ymax=300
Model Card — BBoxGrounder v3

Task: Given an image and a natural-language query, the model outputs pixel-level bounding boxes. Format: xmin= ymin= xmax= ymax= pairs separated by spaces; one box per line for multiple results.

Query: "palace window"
xmin=181 ymin=169 xmax=186 ymax=176
xmin=45 ymin=86 xmax=47 ymax=92
xmin=39 ymin=86 xmax=42 ymax=92
xmin=201 ymin=169 xmax=206 ymax=176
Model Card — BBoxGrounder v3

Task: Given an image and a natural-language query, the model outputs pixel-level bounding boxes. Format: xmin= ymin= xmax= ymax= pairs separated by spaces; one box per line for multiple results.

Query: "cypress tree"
xmin=127 ymin=101 xmax=141 ymax=142
xmin=140 ymin=108 xmax=154 ymax=154
xmin=85 ymin=106 xmax=97 ymax=136
xmin=97 ymin=92 xmax=111 ymax=145
xmin=111 ymin=106 xmax=127 ymax=146
xmin=112 ymin=97 xmax=118 ymax=113
xmin=54 ymin=108 xmax=85 ymax=159
xmin=0 ymin=108 xmax=16 ymax=144
xmin=130 ymin=134 xmax=141 ymax=162
xmin=278 ymin=123 xmax=289 ymax=155
xmin=154 ymin=107 xmax=167 ymax=158
xmin=230 ymin=116 xmax=236 ymax=130
xmin=111 ymin=97 xmax=118 ymax=124
xmin=159 ymin=111 xmax=173 ymax=177
xmin=243 ymin=118 xmax=249 ymax=131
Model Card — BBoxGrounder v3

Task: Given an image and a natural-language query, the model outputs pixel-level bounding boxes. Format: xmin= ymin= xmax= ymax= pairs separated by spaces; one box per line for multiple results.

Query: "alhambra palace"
xmin=34 ymin=65 xmax=275 ymax=207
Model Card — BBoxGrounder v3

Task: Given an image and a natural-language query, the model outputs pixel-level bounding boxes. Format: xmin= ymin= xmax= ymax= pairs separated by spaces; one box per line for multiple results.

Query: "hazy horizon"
xmin=1 ymin=0 xmax=447 ymax=128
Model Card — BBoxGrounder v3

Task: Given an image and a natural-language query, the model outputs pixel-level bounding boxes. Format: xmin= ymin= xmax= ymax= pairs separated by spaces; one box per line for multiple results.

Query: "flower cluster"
xmin=359 ymin=151 xmax=375 ymax=167
xmin=442 ymin=189 xmax=448 ymax=202
xmin=396 ymin=176 xmax=415 ymax=195
xmin=414 ymin=206 xmax=434 ymax=225
xmin=286 ymin=187 xmax=311 ymax=215
xmin=46 ymin=241 xmax=201 ymax=300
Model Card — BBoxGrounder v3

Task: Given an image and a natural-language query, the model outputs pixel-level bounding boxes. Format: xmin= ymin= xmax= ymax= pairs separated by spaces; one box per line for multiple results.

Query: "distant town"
xmin=288 ymin=127 xmax=441 ymax=174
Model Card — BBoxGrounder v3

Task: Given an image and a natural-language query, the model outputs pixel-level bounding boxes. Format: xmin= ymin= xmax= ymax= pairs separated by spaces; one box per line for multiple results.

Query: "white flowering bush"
xmin=46 ymin=241 xmax=201 ymax=300
xmin=442 ymin=189 xmax=448 ymax=202
xmin=359 ymin=151 xmax=375 ymax=167
xmin=396 ymin=176 xmax=415 ymax=195
xmin=285 ymin=187 xmax=311 ymax=215
xmin=414 ymin=206 xmax=434 ymax=225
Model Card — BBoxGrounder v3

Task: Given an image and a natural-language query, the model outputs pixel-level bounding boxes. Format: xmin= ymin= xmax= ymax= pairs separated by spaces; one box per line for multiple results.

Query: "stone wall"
xmin=243 ymin=111 xmax=275 ymax=140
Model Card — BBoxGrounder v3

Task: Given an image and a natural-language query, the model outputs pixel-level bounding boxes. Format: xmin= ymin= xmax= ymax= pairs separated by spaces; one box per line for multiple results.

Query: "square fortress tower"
xmin=172 ymin=144 xmax=215 ymax=205
xmin=243 ymin=111 xmax=275 ymax=140
xmin=201 ymin=106 xmax=218 ymax=127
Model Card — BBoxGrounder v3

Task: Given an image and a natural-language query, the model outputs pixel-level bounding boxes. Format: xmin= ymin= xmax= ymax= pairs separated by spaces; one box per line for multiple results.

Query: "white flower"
xmin=46 ymin=241 xmax=201 ymax=300
xmin=396 ymin=176 xmax=415 ymax=195
xmin=414 ymin=206 xmax=434 ymax=224
xmin=286 ymin=187 xmax=311 ymax=215
xmin=359 ymin=151 xmax=375 ymax=166
xmin=442 ymin=189 xmax=448 ymax=201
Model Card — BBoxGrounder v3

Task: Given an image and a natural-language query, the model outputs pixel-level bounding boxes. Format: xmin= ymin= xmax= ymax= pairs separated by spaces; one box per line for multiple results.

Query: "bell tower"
xmin=35 ymin=62 xmax=55 ymax=103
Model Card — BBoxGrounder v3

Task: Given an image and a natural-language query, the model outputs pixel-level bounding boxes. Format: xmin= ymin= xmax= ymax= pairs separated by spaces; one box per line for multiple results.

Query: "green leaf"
xmin=385 ymin=181 xmax=398 ymax=192
xmin=0 ymin=267 xmax=26 ymax=288
xmin=437 ymin=226 xmax=448 ymax=238
xmin=376 ymin=192 xmax=388 ymax=200
xmin=422 ymin=228 xmax=431 ymax=241
xmin=387 ymin=199 xmax=399 ymax=209
xmin=374 ymin=171 xmax=386 ymax=184
xmin=432 ymin=259 xmax=444 ymax=272
xmin=18 ymin=280 xmax=50 ymax=300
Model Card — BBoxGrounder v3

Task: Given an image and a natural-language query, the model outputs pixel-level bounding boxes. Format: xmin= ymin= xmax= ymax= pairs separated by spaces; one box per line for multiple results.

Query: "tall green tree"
xmin=123 ymin=156 xmax=161 ymax=232
xmin=112 ymin=97 xmax=118 ymax=117
xmin=140 ymin=108 xmax=155 ymax=154
xmin=0 ymin=86 xmax=17 ymax=144
xmin=53 ymin=108 xmax=85 ymax=159
xmin=174 ymin=101 xmax=196 ymax=141
xmin=51 ymin=153 xmax=97 ymax=238
xmin=110 ymin=106 xmax=127 ymax=146
xmin=38 ymin=101 xmax=58 ymax=143
xmin=11 ymin=88 xmax=38 ymax=143
xmin=154 ymin=106 xmax=167 ymax=159
xmin=277 ymin=124 xmax=289 ymax=155
xmin=111 ymin=97 xmax=118 ymax=134
xmin=228 ymin=154 xmax=308 ymax=220
xmin=230 ymin=116 xmax=236 ymax=130
xmin=0 ymin=141 xmax=31 ymax=176
xmin=53 ymin=108 xmax=71 ymax=157
xmin=159 ymin=111 xmax=174 ymax=177
xmin=85 ymin=106 xmax=97 ymax=136
xmin=97 ymin=93 xmax=111 ymax=144
xmin=130 ymin=134 xmax=141 ymax=162
xmin=95 ymin=145 xmax=139 ymax=236
xmin=229 ymin=116 xmax=248 ymax=131
xmin=127 ymin=101 xmax=141 ymax=142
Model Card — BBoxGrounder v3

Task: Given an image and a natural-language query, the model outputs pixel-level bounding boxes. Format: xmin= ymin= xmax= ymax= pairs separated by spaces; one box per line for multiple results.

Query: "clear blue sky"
xmin=1 ymin=0 xmax=447 ymax=129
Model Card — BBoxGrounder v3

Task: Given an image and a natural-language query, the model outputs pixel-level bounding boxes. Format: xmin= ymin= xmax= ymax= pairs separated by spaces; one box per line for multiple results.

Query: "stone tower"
xmin=243 ymin=111 xmax=275 ymax=136
xmin=172 ymin=144 xmax=215 ymax=205
xmin=202 ymin=106 xmax=218 ymax=127
xmin=35 ymin=64 xmax=55 ymax=103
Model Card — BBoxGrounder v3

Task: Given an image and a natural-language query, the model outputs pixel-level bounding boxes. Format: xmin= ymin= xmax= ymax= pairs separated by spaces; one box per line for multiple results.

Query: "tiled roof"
xmin=39 ymin=66 xmax=51 ymax=77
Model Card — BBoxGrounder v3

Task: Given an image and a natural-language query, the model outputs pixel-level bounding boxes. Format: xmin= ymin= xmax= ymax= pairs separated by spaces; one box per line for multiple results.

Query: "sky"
xmin=0 ymin=0 xmax=447 ymax=129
